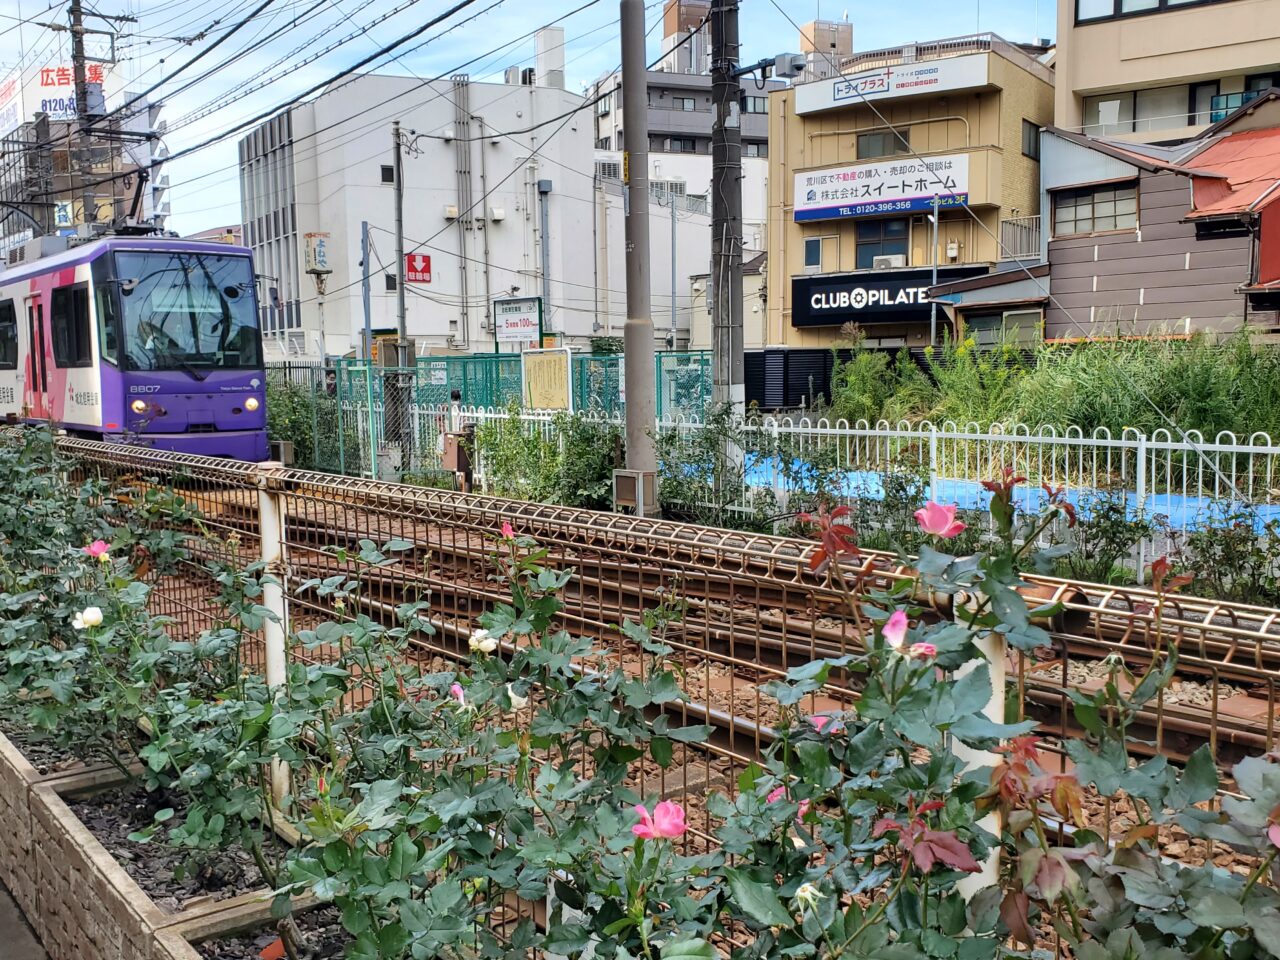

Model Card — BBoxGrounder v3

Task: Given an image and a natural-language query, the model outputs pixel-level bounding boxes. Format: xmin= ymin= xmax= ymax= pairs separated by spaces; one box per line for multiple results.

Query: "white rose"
xmin=469 ymin=629 xmax=498 ymax=654
xmin=73 ymin=606 xmax=103 ymax=630
xmin=506 ymin=683 xmax=529 ymax=710
xmin=793 ymin=882 xmax=823 ymax=912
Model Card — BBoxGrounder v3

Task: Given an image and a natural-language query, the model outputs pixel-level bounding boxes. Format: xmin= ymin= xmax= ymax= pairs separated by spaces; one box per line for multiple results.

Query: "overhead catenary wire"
xmin=290 ymin=2 xmax=678 ymax=308
xmin=165 ymin=5 xmax=630 ymax=213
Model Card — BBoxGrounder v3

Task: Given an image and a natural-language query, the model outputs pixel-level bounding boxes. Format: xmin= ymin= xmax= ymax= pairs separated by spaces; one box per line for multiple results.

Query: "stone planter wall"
xmin=0 ymin=733 xmax=43 ymax=920
xmin=0 ymin=733 xmax=277 ymax=960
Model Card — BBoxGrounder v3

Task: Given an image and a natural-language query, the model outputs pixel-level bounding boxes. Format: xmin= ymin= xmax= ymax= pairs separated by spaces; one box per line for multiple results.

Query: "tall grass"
xmin=826 ymin=332 xmax=1280 ymax=438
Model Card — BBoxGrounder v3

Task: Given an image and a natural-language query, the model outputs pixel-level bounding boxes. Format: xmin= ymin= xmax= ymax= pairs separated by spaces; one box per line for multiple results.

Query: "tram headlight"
xmin=130 ymin=399 xmax=148 ymax=414
xmin=244 ymin=396 xmax=260 ymax=411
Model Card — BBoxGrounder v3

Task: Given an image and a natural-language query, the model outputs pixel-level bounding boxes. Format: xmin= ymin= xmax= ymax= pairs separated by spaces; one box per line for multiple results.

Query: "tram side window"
xmin=51 ymin=284 xmax=92 ymax=368
xmin=94 ymin=283 xmax=118 ymax=364
xmin=0 ymin=301 xmax=16 ymax=370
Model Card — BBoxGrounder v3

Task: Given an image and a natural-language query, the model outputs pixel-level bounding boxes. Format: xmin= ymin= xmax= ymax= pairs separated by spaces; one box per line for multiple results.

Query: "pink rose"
xmin=914 ymin=501 xmax=967 ymax=539
xmin=632 ymin=801 xmax=687 ymax=840
xmin=883 ymin=609 xmax=908 ymax=650
xmin=909 ymin=642 xmax=937 ymax=659
xmin=767 ymin=785 xmax=786 ymax=804
xmin=449 ymin=682 xmax=466 ymax=706
xmin=797 ymin=799 xmax=811 ymax=821
xmin=500 ymin=521 xmax=515 ymax=539
xmin=809 ymin=715 xmax=842 ymax=734
xmin=83 ymin=540 xmax=110 ymax=560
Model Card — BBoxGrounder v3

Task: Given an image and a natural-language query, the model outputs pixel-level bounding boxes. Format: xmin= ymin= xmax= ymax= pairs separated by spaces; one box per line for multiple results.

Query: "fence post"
xmin=1135 ymin=434 xmax=1148 ymax=584
xmin=336 ymin=365 xmax=347 ymax=476
xmin=928 ymin=424 xmax=939 ymax=502
xmin=954 ymin=624 xmax=1006 ymax=899
xmin=256 ymin=462 xmax=291 ymax=806
xmin=309 ymin=366 xmax=321 ymax=471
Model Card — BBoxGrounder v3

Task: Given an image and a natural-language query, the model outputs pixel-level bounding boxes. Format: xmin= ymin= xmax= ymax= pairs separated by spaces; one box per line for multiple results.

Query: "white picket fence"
xmin=334 ymin=402 xmax=1280 ymax=578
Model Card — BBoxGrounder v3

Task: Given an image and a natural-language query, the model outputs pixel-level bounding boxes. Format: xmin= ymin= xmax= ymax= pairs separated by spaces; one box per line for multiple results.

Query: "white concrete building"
xmin=239 ymin=52 xmax=709 ymax=358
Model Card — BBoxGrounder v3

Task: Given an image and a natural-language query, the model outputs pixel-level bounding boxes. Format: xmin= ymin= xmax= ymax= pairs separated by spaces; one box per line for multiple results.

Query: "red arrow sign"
xmin=405 ymin=254 xmax=432 ymax=283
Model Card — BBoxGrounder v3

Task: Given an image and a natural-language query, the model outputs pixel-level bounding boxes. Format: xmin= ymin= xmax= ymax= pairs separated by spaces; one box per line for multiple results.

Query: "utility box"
xmin=443 ymin=433 xmax=471 ymax=473
xmin=612 ymin=469 xmax=658 ymax=516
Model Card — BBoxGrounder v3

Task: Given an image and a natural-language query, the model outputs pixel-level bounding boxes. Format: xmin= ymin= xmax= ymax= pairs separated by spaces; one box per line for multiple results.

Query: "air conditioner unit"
xmin=872 ymin=255 xmax=907 ymax=270
xmin=443 ymin=204 xmax=459 ymax=220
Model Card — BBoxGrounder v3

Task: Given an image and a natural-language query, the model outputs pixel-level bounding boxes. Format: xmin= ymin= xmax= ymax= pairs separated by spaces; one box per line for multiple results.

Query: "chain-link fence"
xmin=266 ymin=352 xmax=712 ymax=479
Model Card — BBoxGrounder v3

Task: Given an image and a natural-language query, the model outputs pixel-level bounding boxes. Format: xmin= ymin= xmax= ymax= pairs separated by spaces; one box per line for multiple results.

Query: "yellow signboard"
xmin=522 ymin=348 xmax=573 ymax=411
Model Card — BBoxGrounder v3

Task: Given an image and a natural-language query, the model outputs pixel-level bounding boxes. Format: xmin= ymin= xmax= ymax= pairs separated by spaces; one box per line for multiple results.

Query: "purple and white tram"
xmin=0 ymin=235 xmax=268 ymax=461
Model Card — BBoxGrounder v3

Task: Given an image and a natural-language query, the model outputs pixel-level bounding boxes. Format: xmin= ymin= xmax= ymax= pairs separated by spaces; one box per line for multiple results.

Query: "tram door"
xmin=25 ymin=295 xmax=48 ymax=420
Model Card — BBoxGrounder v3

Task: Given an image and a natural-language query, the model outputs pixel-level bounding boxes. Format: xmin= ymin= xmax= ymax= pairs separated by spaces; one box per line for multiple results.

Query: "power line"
xmin=31 ymin=0 xmax=491 ymax=198
xmin=104 ymin=0 xmax=605 ymax=208
xmin=171 ymin=0 xmax=427 ymax=127
xmin=169 ymin=7 xmax=626 ymax=216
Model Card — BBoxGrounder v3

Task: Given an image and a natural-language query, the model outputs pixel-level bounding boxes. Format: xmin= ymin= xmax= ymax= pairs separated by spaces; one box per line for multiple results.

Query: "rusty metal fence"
xmin=41 ymin=435 xmax=1280 ymax=881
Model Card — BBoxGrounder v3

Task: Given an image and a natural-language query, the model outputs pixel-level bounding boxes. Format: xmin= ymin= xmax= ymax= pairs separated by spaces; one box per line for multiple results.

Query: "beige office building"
xmin=765 ymin=34 xmax=1054 ymax=352
xmin=1055 ymin=0 xmax=1280 ymax=143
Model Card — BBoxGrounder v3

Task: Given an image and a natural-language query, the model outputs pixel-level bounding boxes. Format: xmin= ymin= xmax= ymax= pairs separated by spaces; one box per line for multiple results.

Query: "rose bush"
xmin=5 ymin=426 xmax=1280 ymax=960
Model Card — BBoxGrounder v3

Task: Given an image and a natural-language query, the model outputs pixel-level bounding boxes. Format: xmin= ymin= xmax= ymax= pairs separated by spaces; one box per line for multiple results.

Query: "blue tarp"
xmin=743 ymin=456 xmax=1280 ymax=533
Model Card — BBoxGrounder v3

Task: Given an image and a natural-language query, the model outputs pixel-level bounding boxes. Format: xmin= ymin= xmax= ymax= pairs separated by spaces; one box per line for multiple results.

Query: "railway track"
xmin=57 ymin=439 xmax=1280 ymax=779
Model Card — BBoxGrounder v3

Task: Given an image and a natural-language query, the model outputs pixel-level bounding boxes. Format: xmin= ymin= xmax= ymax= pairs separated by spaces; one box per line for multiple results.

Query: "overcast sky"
xmin=2 ymin=0 xmax=1053 ymax=234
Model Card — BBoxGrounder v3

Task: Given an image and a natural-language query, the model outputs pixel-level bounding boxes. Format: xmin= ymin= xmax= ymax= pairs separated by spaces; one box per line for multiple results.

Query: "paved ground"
xmin=0 ymin=880 xmax=45 ymax=960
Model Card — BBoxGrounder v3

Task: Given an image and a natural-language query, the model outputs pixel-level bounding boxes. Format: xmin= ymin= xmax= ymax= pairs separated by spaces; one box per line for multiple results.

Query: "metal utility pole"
xmin=392 ymin=121 xmax=408 ymax=364
xmin=710 ymin=0 xmax=744 ymax=411
xmin=669 ymin=196 xmax=677 ymax=348
xmin=620 ymin=0 xmax=657 ymax=474
xmin=361 ymin=220 xmax=372 ymax=360
xmin=69 ymin=0 xmax=95 ymax=224
xmin=538 ymin=179 xmax=553 ymax=344
xmin=930 ymin=194 xmax=939 ymax=345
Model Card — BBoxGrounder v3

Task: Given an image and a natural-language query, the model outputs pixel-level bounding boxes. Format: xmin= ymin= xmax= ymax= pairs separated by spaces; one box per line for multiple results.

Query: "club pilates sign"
xmin=791 ymin=267 xmax=987 ymax=328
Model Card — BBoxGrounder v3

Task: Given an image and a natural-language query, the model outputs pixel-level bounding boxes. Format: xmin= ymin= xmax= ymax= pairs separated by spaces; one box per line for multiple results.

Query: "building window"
xmin=1022 ymin=120 xmax=1040 ymax=160
xmin=1053 ymin=183 xmax=1138 ymax=237
xmin=385 ymin=274 xmax=397 ymax=292
xmin=1189 ymin=81 xmax=1219 ymax=125
xmin=51 ymin=284 xmax=92 ymax=368
xmin=671 ymin=96 xmax=696 ymax=111
xmin=743 ymin=96 xmax=768 ymax=113
xmin=596 ymin=92 xmax=611 ymax=115
xmin=666 ymin=137 xmax=697 ymax=153
xmin=1077 ymin=0 xmax=1235 ymax=22
xmin=964 ymin=309 xmax=1042 ymax=348
xmin=0 ymin=301 xmax=16 ymax=370
xmin=856 ymin=130 xmax=910 ymax=160
xmin=595 ymin=159 xmax=621 ymax=180
xmin=381 ymin=165 xmax=395 ymax=184
xmin=744 ymin=141 xmax=767 ymax=157
xmin=804 ymin=236 xmax=838 ymax=272
xmin=855 ymin=218 xmax=909 ymax=270
xmin=1083 ymin=86 xmax=1194 ymax=135
xmin=595 ymin=136 xmax=612 ymax=150
xmin=804 ymin=238 xmax=822 ymax=269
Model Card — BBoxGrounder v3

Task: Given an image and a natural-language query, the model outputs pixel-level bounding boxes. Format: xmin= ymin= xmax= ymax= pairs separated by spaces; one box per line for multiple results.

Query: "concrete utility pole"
xmin=620 ymin=0 xmax=657 ymax=473
xmin=710 ymin=0 xmax=744 ymax=412
xmin=538 ymin=179 xmax=553 ymax=343
xmin=391 ymin=120 xmax=408 ymax=364
xmin=69 ymin=0 xmax=95 ymax=224
xmin=930 ymin=195 xmax=940 ymax=346
xmin=361 ymin=219 xmax=372 ymax=360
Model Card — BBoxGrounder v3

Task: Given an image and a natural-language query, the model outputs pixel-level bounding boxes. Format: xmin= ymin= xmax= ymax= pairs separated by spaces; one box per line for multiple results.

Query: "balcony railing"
xmin=836 ymin=33 xmax=1053 ymax=84
xmin=999 ymin=215 xmax=1041 ymax=260
xmin=1210 ymin=89 xmax=1263 ymax=123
